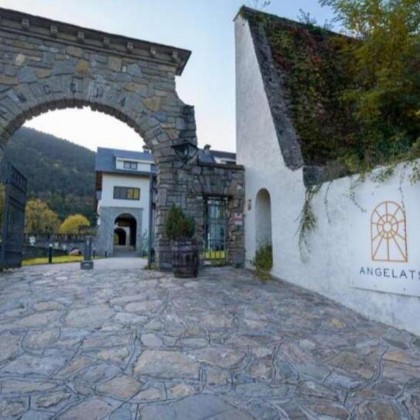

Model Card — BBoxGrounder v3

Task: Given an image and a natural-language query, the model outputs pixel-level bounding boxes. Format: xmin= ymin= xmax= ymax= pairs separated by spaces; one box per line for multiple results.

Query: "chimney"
xmin=204 ymin=144 xmax=211 ymax=154
xmin=143 ymin=145 xmax=150 ymax=153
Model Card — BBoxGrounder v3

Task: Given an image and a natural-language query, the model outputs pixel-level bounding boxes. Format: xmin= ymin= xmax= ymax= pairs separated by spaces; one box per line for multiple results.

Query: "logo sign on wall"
xmin=371 ymin=201 xmax=407 ymax=263
xmin=353 ymin=196 xmax=420 ymax=298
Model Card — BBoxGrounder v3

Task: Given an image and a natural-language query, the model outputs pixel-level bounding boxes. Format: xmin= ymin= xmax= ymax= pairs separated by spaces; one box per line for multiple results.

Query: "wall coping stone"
xmin=0 ymin=7 xmax=191 ymax=75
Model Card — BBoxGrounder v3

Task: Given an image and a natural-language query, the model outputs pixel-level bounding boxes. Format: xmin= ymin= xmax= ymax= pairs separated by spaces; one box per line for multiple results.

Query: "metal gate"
xmin=202 ymin=197 xmax=227 ymax=265
xmin=0 ymin=162 xmax=27 ymax=269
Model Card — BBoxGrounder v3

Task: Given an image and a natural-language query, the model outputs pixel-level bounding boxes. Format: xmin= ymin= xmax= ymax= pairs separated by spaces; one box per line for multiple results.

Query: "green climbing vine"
xmin=297 ymin=184 xmax=321 ymax=260
xmin=242 ymin=4 xmax=419 ymax=174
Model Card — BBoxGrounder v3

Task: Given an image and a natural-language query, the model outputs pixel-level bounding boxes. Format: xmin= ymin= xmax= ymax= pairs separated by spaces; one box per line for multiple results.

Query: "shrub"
xmin=164 ymin=205 xmax=195 ymax=241
xmin=252 ymin=244 xmax=273 ymax=280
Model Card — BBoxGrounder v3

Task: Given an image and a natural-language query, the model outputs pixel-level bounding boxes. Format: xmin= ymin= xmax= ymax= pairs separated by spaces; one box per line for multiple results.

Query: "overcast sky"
xmin=1 ymin=0 xmax=334 ymax=152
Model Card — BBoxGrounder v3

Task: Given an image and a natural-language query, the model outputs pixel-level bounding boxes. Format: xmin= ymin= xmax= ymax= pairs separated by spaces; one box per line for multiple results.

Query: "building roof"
xmin=197 ymin=148 xmax=236 ymax=164
xmin=238 ymin=7 xmax=358 ymax=183
xmin=95 ymin=147 xmax=155 ymax=175
xmin=212 ymin=150 xmax=236 ymax=161
xmin=97 ymin=146 xmax=237 ymax=173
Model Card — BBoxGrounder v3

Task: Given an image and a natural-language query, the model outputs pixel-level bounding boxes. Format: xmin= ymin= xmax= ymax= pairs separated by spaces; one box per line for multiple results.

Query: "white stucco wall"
xmin=98 ymin=173 xmax=151 ymax=237
xmin=235 ymin=15 xmax=420 ymax=336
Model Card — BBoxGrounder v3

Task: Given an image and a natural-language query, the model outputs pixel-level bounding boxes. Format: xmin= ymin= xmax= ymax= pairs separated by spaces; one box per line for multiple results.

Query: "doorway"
xmin=255 ymin=188 xmax=272 ymax=246
xmin=203 ymin=197 xmax=227 ymax=265
xmin=113 ymin=214 xmax=137 ymax=255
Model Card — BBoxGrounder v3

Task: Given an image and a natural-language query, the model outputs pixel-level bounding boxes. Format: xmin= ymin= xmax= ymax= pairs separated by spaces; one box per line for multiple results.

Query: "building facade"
xmin=95 ymin=147 xmax=155 ymax=257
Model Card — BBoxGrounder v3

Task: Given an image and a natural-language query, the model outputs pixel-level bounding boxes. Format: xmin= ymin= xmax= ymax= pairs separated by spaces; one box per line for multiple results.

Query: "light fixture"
xmin=171 ymin=140 xmax=198 ymax=163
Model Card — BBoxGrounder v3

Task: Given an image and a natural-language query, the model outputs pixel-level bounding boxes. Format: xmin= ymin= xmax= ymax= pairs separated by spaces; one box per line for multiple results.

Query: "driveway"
xmin=0 ymin=260 xmax=419 ymax=419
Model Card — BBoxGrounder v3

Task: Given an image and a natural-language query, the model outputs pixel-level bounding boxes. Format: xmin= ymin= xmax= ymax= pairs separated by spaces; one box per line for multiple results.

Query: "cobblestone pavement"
xmin=0 ymin=260 xmax=419 ymax=419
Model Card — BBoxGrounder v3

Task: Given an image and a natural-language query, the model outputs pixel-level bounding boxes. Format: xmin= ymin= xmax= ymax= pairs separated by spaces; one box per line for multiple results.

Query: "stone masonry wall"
xmin=156 ymin=160 xmax=245 ymax=269
xmin=0 ymin=7 xmax=196 ymax=269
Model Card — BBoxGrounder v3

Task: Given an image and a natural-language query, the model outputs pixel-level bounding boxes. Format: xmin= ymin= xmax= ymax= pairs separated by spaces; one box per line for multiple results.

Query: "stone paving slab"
xmin=0 ymin=259 xmax=419 ymax=419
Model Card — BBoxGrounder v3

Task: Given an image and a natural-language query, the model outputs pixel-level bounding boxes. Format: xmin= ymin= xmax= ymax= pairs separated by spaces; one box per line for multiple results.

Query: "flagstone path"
xmin=0 ymin=259 xmax=419 ymax=419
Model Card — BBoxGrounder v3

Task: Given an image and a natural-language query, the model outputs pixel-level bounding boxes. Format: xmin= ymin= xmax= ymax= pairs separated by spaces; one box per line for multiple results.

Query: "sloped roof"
xmin=97 ymin=146 xmax=236 ymax=172
xmin=198 ymin=149 xmax=236 ymax=164
xmin=239 ymin=7 xmax=358 ymax=183
xmin=212 ymin=150 xmax=236 ymax=162
xmin=95 ymin=147 xmax=156 ymax=175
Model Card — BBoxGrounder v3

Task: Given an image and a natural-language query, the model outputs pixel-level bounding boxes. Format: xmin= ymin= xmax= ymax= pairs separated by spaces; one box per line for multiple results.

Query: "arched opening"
xmin=255 ymin=188 xmax=272 ymax=247
xmin=113 ymin=227 xmax=127 ymax=246
xmin=3 ymin=105 xmax=151 ymax=262
xmin=0 ymin=96 xmax=185 ymax=268
xmin=8 ymin=107 xmax=146 ymax=226
xmin=254 ymin=188 xmax=273 ymax=271
xmin=0 ymin=98 xmax=164 ymax=262
xmin=113 ymin=213 xmax=137 ymax=255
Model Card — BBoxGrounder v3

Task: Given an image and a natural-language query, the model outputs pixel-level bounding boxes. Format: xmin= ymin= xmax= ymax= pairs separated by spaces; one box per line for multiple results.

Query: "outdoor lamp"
xmin=171 ymin=140 xmax=198 ymax=163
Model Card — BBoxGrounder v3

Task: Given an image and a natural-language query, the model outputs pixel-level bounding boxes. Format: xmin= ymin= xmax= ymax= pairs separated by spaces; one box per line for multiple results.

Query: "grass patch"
xmin=22 ymin=255 xmax=84 ymax=266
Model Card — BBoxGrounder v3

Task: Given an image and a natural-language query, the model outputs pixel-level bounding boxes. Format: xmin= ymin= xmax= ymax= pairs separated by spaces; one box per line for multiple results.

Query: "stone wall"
xmin=156 ymin=161 xmax=245 ymax=269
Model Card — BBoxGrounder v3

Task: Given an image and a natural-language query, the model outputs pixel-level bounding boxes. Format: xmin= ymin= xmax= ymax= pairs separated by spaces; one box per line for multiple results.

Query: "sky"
xmin=0 ymin=0 xmax=335 ymax=152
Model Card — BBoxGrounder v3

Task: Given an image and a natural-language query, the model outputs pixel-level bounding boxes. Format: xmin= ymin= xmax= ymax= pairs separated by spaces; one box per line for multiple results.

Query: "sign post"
xmin=80 ymin=236 xmax=94 ymax=270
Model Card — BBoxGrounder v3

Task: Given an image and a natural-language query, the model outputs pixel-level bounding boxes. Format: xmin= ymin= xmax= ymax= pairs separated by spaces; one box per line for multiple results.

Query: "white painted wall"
xmin=98 ymin=173 xmax=151 ymax=237
xmin=235 ymin=15 xmax=420 ymax=336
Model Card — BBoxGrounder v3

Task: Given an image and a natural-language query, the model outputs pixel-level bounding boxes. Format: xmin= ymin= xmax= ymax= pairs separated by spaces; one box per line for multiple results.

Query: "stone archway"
xmin=0 ymin=7 xmax=197 ymax=268
xmin=114 ymin=213 xmax=136 ymax=248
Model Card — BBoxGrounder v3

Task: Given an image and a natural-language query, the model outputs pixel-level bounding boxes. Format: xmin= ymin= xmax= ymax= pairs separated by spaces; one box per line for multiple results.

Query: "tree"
xmin=25 ymin=199 xmax=60 ymax=234
xmin=59 ymin=214 xmax=90 ymax=234
xmin=320 ymin=0 xmax=420 ymax=168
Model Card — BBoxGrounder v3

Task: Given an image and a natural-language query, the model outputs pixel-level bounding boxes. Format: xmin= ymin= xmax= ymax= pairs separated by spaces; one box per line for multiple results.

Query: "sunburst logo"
xmin=371 ymin=201 xmax=407 ymax=262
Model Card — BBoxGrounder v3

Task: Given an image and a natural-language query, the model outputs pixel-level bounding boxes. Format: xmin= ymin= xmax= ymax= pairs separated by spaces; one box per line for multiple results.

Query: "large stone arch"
xmin=0 ymin=7 xmax=197 ymax=268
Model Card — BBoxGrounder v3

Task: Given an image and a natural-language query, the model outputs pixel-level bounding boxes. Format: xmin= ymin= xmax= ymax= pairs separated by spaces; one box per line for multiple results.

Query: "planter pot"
xmin=171 ymin=240 xmax=199 ymax=278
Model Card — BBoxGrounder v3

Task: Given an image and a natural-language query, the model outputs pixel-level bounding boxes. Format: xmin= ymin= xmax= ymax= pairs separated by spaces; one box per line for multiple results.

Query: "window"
xmin=123 ymin=161 xmax=138 ymax=170
xmin=113 ymin=186 xmax=140 ymax=200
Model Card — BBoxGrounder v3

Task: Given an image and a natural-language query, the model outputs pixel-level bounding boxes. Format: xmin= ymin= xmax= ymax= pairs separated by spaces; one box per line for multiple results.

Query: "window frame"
xmin=123 ymin=160 xmax=138 ymax=170
xmin=113 ymin=186 xmax=141 ymax=201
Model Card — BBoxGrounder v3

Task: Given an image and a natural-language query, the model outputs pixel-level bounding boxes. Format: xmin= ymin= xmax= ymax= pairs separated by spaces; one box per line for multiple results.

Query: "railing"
xmin=24 ymin=234 xmax=97 ymax=255
xmin=24 ymin=233 xmax=94 ymax=243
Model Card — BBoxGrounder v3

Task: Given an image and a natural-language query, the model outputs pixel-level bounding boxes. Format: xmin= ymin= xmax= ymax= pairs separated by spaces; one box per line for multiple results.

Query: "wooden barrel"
xmin=171 ymin=240 xmax=199 ymax=278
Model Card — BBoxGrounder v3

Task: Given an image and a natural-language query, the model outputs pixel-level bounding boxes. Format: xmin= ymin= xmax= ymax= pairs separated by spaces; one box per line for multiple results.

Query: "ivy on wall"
xmin=244 ymin=4 xmax=419 ymax=175
xmin=267 ymin=21 xmax=359 ymax=167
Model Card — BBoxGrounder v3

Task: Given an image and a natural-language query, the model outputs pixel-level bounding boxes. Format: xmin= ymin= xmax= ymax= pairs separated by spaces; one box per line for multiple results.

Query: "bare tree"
xmin=248 ymin=0 xmax=271 ymax=10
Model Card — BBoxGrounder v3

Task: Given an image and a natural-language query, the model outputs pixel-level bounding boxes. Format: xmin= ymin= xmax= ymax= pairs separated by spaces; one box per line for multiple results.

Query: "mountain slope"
xmin=3 ymin=127 xmax=96 ymax=223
